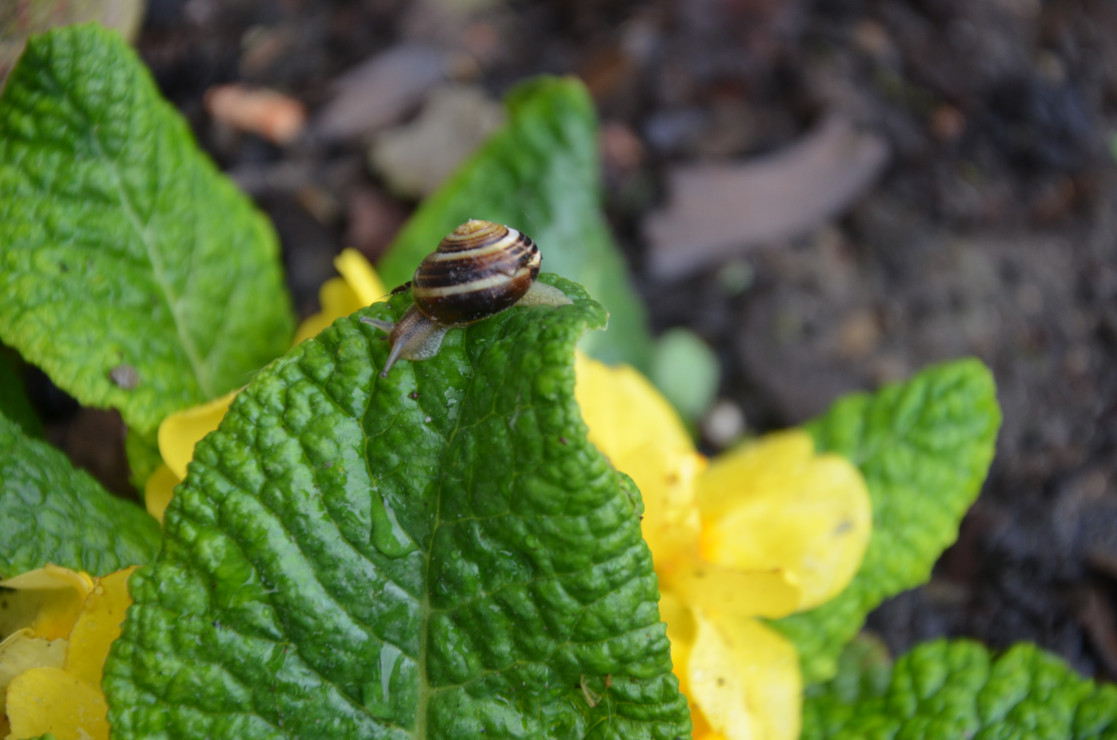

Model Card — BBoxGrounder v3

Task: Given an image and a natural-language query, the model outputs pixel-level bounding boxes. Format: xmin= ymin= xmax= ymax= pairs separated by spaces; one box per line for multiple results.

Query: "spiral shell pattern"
xmin=411 ymin=219 xmax=542 ymax=326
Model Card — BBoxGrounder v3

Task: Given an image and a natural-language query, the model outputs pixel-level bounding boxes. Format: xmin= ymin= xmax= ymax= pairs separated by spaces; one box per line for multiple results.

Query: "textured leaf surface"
xmin=803 ymin=640 xmax=1117 ymax=739
xmin=0 ymin=25 xmax=294 ymax=436
xmin=0 ymin=411 xmax=161 ymax=578
xmin=105 ymin=276 xmax=690 ymax=739
xmin=770 ymin=359 xmax=1001 ymax=684
xmin=377 ymin=77 xmax=651 ymax=369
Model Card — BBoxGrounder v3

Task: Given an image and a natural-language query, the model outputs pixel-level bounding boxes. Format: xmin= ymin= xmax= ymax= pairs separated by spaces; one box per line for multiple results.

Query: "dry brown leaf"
xmin=312 ymin=44 xmax=448 ymax=142
xmin=204 ymin=84 xmax=306 ymax=145
xmin=644 ymin=115 xmax=890 ymax=279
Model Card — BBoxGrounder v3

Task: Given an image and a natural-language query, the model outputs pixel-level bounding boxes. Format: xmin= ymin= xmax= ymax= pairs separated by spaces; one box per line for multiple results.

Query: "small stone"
xmin=108 ymin=364 xmax=140 ymax=390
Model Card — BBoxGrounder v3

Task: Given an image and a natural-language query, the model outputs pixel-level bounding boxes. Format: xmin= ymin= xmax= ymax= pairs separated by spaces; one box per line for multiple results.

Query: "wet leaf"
xmin=105 ymin=276 xmax=690 ymax=739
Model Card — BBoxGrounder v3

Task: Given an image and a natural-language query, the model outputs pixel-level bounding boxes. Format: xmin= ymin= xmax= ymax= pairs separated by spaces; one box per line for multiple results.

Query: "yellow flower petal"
xmin=292 ymin=277 xmax=360 ymax=344
xmin=157 ymin=389 xmax=239 ymax=481
xmin=575 ymin=354 xmax=703 ymax=564
xmin=6 ymin=666 xmax=109 ymax=740
xmin=668 ymin=562 xmax=801 ymax=620
xmin=0 ymin=629 xmax=67 ymax=718
xmin=697 ymin=430 xmax=871 ymax=610
xmin=658 ymin=591 xmax=697 ymax=698
xmin=575 ymin=353 xmax=693 ymax=464
xmin=64 ymin=567 xmax=135 ymax=687
xmin=0 ymin=566 xmax=94 ymax=641
xmin=292 ymin=248 xmax=389 ymax=345
xmin=687 ymin=611 xmax=801 ymax=740
xmin=143 ymin=463 xmax=179 ymax=523
xmin=335 ymin=247 xmax=387 ymax=305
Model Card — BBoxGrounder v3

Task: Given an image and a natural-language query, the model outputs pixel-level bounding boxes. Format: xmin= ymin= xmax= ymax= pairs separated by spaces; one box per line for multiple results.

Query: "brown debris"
xmin=312 ymin=44 xmax=448 ymax=142
xmin=369 ymin=84 xmax=504 ymax=199
xmin=344 ymin=186 xmax=410 ymax=263
xmin=1080 ymin=586 xmax=1117 ymax=680
xmin=644 ymin=115 xmax=890 ymax=279
xmin=204 ymin=84 xmax=307 ymax=145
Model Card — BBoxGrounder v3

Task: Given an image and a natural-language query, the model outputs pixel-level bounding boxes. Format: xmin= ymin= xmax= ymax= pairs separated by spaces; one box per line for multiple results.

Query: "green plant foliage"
xmin=803 ymin=640 xmax=1117 ymax=739
xmin=105 ymin=276 xmax=691 ymax=739
xmin=803 ymin=634 xmax=894 ymax=708
xmin=769 ymin=359 xmax=1001 ymax=684
xmin=0 ymin=350 xmax=42 ymax=438
xmin=122 ymin=425 xmax=163 ymax=492
xmin=648 ymin=327 xmax=719 ymax=426
xmin=0 ymin=23 xmax=1030 ymax=740
xmin=0 ymin=411 xmax=161 ymax=578
xmin=377 ymin=76 xmax=652 ymax=370
xmin=0 ymin=25 xmax=294 ymax=437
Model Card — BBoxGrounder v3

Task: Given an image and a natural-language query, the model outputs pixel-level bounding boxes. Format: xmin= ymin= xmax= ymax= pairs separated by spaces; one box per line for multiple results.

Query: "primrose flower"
xmin=0 ymin=564 xmax=135 ymax=740
xmin=146 ymin=249 xmax=872 ymax=740
xmin=576 ymin=358 xmax=871 ymax=740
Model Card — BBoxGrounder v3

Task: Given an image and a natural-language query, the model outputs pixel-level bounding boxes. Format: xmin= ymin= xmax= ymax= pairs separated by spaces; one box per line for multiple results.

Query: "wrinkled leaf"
xmin=0 ymin=25 xmax=294 ymax=436
xmin=770 ymin=359 xmax=1001 ymax=684
xmin=0 ymin=411 xmax=161 ymax=578
xmin=803 ymin=640 xmax=1117 ymax=739
xmin=377 ymin=76 xmax=651 ymax=369
xmin=106 ymin=276 xmax=690 ymax=739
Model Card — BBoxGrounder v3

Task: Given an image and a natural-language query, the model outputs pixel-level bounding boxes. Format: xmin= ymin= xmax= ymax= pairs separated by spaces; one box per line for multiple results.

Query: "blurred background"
xmin=6 ymin=0 xmax=1116 ymax=684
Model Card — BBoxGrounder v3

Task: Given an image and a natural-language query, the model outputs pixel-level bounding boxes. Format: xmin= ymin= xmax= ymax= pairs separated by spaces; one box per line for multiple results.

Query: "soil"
xmin=35 ymin=0 xmax=1117 ymax=682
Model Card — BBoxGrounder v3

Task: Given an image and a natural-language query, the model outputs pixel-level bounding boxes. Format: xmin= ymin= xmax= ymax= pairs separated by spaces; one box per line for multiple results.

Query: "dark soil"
xmin=49 ymin=0 xmax=1117 ymax=682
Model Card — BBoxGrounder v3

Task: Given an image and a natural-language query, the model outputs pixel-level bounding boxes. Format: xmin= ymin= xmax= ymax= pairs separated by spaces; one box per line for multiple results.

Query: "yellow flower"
xmin=145 ymin=250 xmax=872 ymax=740
xmin=144 ymin=389 xmax=239 ymax=521
xmin=291 ymin=248 xmax=388 ymax=345
xmin=0 ymin=564 xmax=136 ymax=740
xmin=576 ymin=358 xmax=872 ymax=740
xmin=143 ymin=248 xmax=387 ymax=521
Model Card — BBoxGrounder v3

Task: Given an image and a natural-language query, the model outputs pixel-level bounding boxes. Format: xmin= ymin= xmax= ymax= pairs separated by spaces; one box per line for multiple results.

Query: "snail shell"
xmin=362 ymin=219 xmax=570 ymax=377
xmin=412 ymin=219 xmax=541 ymax=325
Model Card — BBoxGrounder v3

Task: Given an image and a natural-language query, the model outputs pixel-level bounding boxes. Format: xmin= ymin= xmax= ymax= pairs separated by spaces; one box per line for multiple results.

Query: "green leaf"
xmin=0 ymin=349 xmax=42 ymax=438
xmin=0 ymin=25 xmax=294 ymax=436
xmin=769 ymin=359 xmax=1001 ymax=684
xmin=0 ymin=410 xmax=161 ymax=578
xmin=377 ymin=76 xmax=652 ymax=369
xmin=649 ymin=328 xmax=719 ymax=425
xmin=803 ymin=634 xmax=893 ymax=708
xmin=803 ymin=640 xmax=1117 ymax=739
xmin=123 ymin=424 xmax=163 ymax=493
xmin=105 ymin=276 xmax=690 ymax=739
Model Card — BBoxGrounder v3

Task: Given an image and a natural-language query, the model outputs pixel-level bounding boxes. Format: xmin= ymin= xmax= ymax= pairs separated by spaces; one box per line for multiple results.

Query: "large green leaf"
xmin=770 ymin=359 xmax=1001 ymax=684
xmin=377 ymin=77 xmax=651 ymax=369
xmin=0 ymin=410 xmax=161 ymax=578
xmin=803 ymin=640 xmax=1117 ymax=739
xmin=0 ymin=25 xmax=294 ymax=436
xmin=105 ymin=276 xmax=690 ymax=739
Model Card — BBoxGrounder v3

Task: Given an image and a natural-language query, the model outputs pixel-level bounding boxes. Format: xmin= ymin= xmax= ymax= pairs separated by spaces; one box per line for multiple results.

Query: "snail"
xmin=362 ymin=219 xmax=571 ymax=377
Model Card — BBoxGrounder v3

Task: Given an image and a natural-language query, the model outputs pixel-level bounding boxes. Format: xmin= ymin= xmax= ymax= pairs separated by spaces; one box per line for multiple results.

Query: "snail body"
xmin=362 ymin=219 xmax=570 ymax=377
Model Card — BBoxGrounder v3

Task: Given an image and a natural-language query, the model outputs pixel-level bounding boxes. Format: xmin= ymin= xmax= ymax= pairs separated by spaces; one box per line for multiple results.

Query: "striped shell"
xmin=411 ymin=219 xmax=541 ymax=326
